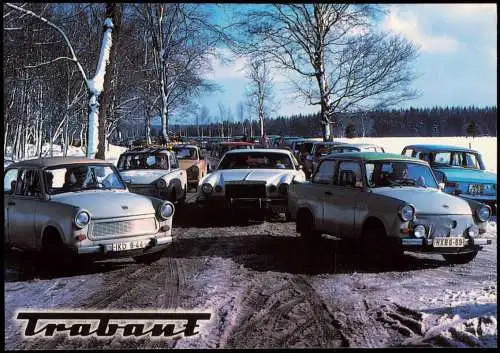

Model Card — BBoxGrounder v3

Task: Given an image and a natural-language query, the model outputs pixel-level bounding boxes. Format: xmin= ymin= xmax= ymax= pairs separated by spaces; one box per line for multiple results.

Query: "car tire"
xmin=133 ymin=250 xmax=165 ymax=265
xmin=297 ymin=209 xmax=321 ymax=241
xmin=40 ymin=234 xmax=73 ymax=271
xmin=442 ymin=250 xmax=478 ymax=265
xmin=178 ymin=187 xmax=186 ymax=206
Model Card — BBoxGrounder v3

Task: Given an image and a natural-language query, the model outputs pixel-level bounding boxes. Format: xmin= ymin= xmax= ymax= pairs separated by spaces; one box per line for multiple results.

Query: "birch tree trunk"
xmin=95 ymin=3 xmax=121 ymax=160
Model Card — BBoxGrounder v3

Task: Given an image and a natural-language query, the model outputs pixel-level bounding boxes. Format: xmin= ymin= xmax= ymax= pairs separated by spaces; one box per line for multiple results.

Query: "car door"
xmin=309 ymin=160 xmax=336 ymax=233
xmin=7 ymin=168 xmax=42 ymax=249
xmin=4 ymin=168 xmax=19 ymax=246
xmin=323 ymin=160 xmax=364 ymax=238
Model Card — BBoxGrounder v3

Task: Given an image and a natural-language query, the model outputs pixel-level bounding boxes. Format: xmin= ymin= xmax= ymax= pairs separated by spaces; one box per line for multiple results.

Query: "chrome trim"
xmin=472 ymin=239 xmax=492 ymax=245
xmin=401 ymin=239 xmax=423 ymax=246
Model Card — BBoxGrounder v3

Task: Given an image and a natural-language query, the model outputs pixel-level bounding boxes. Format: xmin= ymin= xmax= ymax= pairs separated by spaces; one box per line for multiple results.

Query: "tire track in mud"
xmin=223 ymin=274 xmax=349 ymax=348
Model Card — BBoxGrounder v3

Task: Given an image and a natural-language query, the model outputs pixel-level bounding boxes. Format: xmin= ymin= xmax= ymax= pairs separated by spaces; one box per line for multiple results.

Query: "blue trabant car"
xmin=401 ymin=144 xmax=496 ymax=214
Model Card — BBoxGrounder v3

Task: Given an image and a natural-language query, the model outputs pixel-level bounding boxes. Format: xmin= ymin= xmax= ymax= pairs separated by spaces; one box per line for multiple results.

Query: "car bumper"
xmin=75 ymin=235 xmax=173 ymax=259
xmin=400 ymin=237 xmax=492 ymax=252
xmin=197 ymin=196 xmax=288 ymax=212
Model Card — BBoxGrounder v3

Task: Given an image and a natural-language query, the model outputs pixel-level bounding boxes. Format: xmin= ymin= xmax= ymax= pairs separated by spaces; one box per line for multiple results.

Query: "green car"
xmin=288 ymin=152 xmax=492 ymax=264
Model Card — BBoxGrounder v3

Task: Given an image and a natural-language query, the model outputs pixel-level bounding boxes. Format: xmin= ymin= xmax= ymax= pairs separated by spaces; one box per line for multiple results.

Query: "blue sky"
xmin=178 ymin=4 xmax=497 ymax=124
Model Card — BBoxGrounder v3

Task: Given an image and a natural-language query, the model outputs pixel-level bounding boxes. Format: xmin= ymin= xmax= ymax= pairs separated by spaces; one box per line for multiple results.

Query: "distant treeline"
xmin=165 ymin=106 xmax=497 ymax=138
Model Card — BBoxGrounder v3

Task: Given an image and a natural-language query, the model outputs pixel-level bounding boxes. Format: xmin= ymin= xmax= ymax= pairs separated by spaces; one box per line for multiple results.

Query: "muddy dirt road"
xmin=4 ymin=193 xmax=497 ymax=349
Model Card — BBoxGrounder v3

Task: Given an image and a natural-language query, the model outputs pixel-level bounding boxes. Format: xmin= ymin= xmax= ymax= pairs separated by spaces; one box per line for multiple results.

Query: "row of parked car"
xmin=3 ymin=139 xmax=496 ymax=268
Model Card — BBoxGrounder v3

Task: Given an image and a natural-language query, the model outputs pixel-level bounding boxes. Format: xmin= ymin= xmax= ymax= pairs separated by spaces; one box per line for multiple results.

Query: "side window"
xmin=402 ymin=148 xmax=413 ymax=157
xmin=170 ymin=154 xmax=178 ymax=169
xmin=335 ymin=161 xmax=363 ymax=188
xmin=16 ymin=169 xmax=42 ymax=197
xmin=4 ymin=169 xmax=19 ymax=194
xmin=312 ymin=160 xmax=335 ymax=184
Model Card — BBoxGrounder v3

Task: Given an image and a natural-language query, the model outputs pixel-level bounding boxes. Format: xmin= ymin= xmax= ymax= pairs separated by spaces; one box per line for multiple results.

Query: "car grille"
xmin=225 ymin=184 xmax=266 ymax=198
xmin=89 ymin=217 xmax=157 ymax=240
xmin=414 ymin=214 xmax=470 ymax=238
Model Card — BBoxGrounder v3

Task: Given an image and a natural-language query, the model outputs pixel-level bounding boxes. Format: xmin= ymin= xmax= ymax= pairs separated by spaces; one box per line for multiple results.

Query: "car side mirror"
xmin=438 ymin=182 xmax=445 ymax=191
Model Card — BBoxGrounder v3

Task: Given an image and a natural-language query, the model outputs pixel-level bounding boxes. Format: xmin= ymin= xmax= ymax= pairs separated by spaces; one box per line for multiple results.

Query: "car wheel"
xmin=178 ymin=187 xmax=187 ymax=206
xmin=40 ymin=234 xmax=73 ymax=271
xmin=133 ymin=250 xmax=164 ymax=265
xmin=361 ymin=221 xmax=402 ymax=263
xmin=442 ymin=250 xmax=478 ymax=265
xmin=297 ymin=209 xmax=321 ymax=241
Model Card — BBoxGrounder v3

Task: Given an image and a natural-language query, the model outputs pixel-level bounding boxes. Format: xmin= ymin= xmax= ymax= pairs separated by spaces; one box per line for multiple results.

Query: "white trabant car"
xmin=196 ymin=149 xmax=306 ymax=217
xmin=117 ymin=146 xmax=187 ymax=205
xmin=288 ymin=152 xmax=492 ymax=264
xmin=4 ymin=157 xmax=175 ymax=266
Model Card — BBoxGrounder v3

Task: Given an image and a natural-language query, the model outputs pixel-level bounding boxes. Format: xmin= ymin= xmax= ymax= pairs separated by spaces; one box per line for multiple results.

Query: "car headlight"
xmin=398 ymin=204 xmax=415 ymax=221
xmin=467 ymin=225 xmax=479 ymax=238
xmin=159 ymin=202 xmax=174 ymax=220
xmin=74 ymin=210 xmax=90 ymax=229
xmin=202 ymin=183 xmax=213 ymax=194
xmin=476 ymin=205 xmax=491 ymax=222
xmin=156 ymin=179 xmax=166 ymax=189
xmin=278 ymin=183 xmax=289 ymax=195
xmin=413 ymin=224 xmax=426 ymax=238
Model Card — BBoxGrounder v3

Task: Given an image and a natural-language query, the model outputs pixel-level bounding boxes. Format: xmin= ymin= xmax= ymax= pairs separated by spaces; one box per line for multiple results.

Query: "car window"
xmin=218 ymin=152 xmax=294 ymax=170
xmin=4 ymin=169 xmax=19 ymax=195
xmin=366 ymin=161 xmax=438 ymax=188
xmin=312 ymin=160 xmax=335 ymax=184
xmin=44 ymin=165 xmax=125 ymax=194
xmin=118 ymin=153 xmax=169 ymax=170
xmin=402 ymin=148 xmax=414 ymax=157
xmin=433 ymin=152 xmax=451 ymax=165
xmin=175 ymin=147 xmax=197 ymax=160
xmin=335 ymin=161 xmax=363 ymax=188
xmin=16 ymin=169 xmax=42 ymax=197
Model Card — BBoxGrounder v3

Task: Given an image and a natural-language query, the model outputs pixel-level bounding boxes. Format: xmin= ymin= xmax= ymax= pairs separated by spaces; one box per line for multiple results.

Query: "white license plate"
xmin=468 ymin=184 xmax=483 ymax=195
xmin=111 ymin=240 xmax=148 ymax=252
xmin=433 ymin=237 xmax=464 ymax=248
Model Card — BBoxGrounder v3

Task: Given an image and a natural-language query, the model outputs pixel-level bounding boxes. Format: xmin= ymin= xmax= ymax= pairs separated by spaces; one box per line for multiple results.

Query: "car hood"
xmin=119 ymin=170 xmax=167 ymax=184
xmin=370 ymin=187 xmax=472 ymax=215
xmin=204 ymin=169 xmax=294 ymax=185
xmin=51 ymin=190 xmax=156 ymax=219
xmin=433 ymin=167 xmax=496 ymax=184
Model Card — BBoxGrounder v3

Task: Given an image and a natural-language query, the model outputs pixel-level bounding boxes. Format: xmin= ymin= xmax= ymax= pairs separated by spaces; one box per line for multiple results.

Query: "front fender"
xmin=36 ymin=201 xmax=79 ymax=250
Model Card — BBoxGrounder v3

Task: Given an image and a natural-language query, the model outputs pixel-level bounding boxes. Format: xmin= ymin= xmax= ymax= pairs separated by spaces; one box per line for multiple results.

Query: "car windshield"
xmin=117 ymin=153 xmax=169 ymax=170
xmin=218 ymin=152 xmax=294 ymax=170
xmin=365 ymin=161 xmax=438 ymax=189
xmin=430 ymin=151 xmax=482 ymax=170
xmin=174 ymin=147 xmax=197 ymax=160
xmin=44 ymin=164 xmax=126 ymax=194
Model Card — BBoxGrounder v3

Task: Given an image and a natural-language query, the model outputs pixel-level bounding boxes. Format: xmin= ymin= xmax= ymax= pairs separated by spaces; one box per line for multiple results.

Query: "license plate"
xmin=111 ymin=240 xmax=148 ymax=252
xmin=468 ymin=184 xmax=483 ymax=195
xmin=433 ymin=237 xmax=464 ymax=248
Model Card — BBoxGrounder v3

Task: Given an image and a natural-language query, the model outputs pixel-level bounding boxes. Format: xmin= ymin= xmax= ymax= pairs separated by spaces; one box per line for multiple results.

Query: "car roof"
xmin=171 ymin=144 xmax=198 ymax=149
xmin=330 ymin=143 xmax=382 ymax=148
xmin=219 ymin=141 xmax=254 ymax=146
xmin=7 ymin=156 xmax=112 ymax=169
xmin=122 ymin=146 xmax=173 ymax=154
xmin=322 ymin=151 xmax=425 ymax=163
xmin=226 ymin=148 xmax=292 ymax=155
xmin=403 ymin=144 xmax=479 ymax=153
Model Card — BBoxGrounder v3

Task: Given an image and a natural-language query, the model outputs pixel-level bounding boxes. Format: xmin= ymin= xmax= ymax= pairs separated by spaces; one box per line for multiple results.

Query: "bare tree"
xmin=237 ymin=101 xmax=245 ymax=135
xmin=6 ymin=3 xmax=120 ymax=158
xmin=245 ymin=59 xmax=275 ymax=137
xmin=234 ymin=4 xmax=419 ymax=141
xmin=217 ymin=102 xmax=226 ymax=137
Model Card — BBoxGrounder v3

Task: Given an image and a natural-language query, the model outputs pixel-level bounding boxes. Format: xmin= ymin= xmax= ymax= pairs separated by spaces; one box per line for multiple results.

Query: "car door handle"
xmin=324 ymin=191 xmax=332 ymax=196
xmin=8 ymin=201 xmax=15 ymax=206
